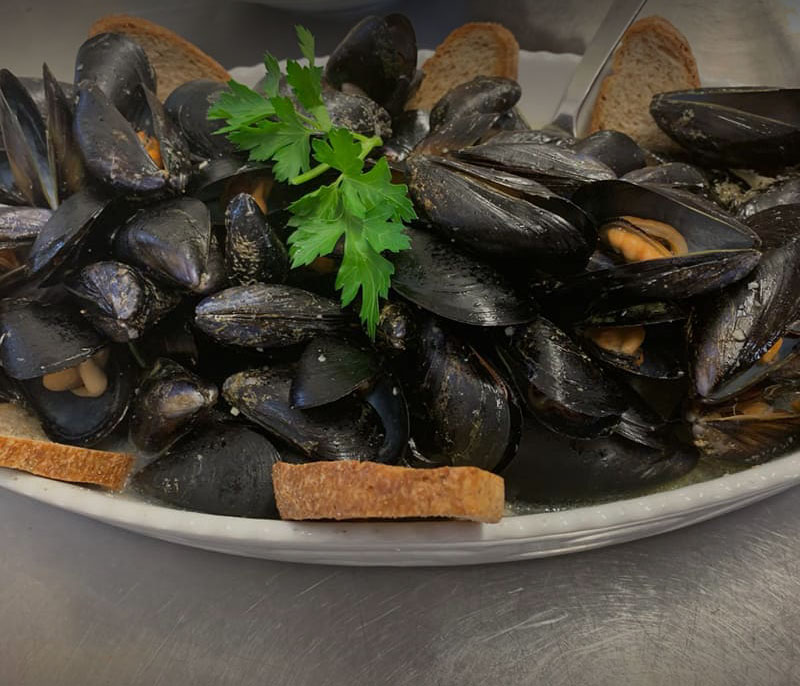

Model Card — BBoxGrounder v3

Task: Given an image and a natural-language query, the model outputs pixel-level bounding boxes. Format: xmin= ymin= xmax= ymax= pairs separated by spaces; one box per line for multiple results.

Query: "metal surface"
xmin=2 ymin=0 xmax=800 ymax=683
xmin=549 ymin=0 xmax=646 ymax=135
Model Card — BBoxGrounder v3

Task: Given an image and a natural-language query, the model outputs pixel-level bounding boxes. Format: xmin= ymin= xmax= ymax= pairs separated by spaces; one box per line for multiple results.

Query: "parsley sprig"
xmin=208 ymin=26 xmax=415 ymax=337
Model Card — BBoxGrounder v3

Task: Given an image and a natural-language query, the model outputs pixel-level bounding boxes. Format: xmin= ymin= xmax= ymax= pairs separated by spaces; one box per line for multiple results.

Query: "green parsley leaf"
xmin=340 ymin=158 xmax=416 ymax=221
xmin=311 ymin=128 xmax=364 ymax=176
xmin=208 ymin=80 xmax=274 ymax=131
xmin=262 ymin=53 xmax=282 ymax=98
xmin=296 ymin=25 xmax=316 ymax=65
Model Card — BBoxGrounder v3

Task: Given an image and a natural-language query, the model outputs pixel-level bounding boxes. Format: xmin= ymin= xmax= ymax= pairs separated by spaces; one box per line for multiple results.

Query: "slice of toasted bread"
xmin=0 ymin=403 xmax=133 ymax=490
xmin=273 ymin=461 xmax=505 ymax=523
xmin=589 ymin=16 xmax=700 ymax=151
xmin=406 ymin=22 xmax=519 ymax=111
xmin=88 ymin=15 xmax=230 ymax=101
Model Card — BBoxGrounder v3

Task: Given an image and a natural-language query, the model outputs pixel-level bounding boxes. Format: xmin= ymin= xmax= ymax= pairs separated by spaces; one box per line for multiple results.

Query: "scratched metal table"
xmin=2 ymin=1 xmax=800 ymax=684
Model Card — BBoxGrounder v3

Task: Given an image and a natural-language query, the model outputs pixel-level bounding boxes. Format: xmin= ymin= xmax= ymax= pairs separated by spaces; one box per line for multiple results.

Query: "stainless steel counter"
xmin=2 ymin=1 xmax=800 ymax=684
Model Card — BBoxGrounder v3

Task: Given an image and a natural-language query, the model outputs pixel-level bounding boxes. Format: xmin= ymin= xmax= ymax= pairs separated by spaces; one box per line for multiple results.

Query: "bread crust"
xmin=89 ymin=15 xmax=230 ymax=100
xmin=273 ymin=461 xmax=505 ymax=523
xmin=406 ymin=22 xmax=519 ymax=111
xmin=589 ymin=15 xmax=699 ymax=139
xmin=0 ymin=434 xmax=134 ymax=490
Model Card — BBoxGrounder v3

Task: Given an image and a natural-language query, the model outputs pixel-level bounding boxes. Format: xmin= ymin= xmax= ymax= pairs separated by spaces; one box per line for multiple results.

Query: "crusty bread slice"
xmin=0 ymin=403 xmax=133 ymax=490
xmin=88 ymin=15 xmax=230 ymax=101
xmin=273 ymin=461 xmax=505 ymax=523
xmin=589 ymin=16 xmax=700 ymax=151
xmin=406 ymin=22 xmax=519 ymax=111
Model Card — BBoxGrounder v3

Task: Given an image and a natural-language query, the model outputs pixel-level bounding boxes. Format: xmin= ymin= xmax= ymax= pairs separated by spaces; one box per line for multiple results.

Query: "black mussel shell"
xmin=571 ymin=130 xmax=646 ymax=176
xmin=66 ymin=261 xmax=181 ymax=342
xmin=43 ymin=64 xmax=85 ymax=201
xmin=324 ymin=13 xmax=417 ymax=116
xmin=0 ymin=151 xmax=27 ymax=205
xmin=391 ymin=225 xmax=536 ymax=326
xmin=164 ymin=79 xmax=238 ymax=160
xmin=482 ymin=107 xmax=532 ymax=139
xmin=223 ymin=366 xmax=384 ymax=462
xmin=504 ymin=427 xmax=697 ymax=504
xmin=134 ymin=423 xmax=280 ymax=517
xmin=291 ymin=336 xmax=378 ymax=409
xmin=135 ymin=316 xmax=199 ymax=369
xmin=622 ymin=162 xmax=709 ymax=195
xmin=190 ymin=158 xmax=272 ymax=224
xmin=651 ymin=87 xmax=800 ymax=171
xmin=364 ymin=375 xmax=409 ymax=464
xmin=691 ymin=204 xmax=800 ymax=398
xmin=0 ymin=205 xmax=51 ymax=248
xmin=380 ymin=109 xmax=429 ymax=165
xmin=456 ymin=139 xmax=616 ymax=196
xmin=113 ymin=197 xmax=212 ymax=292
xmin=690 ymin=382 xmax=800 ymax=464
xmin=129 ymin=358 xmax=218 ymax=454
xmin=74 ymin=83 xmax=166 ymax=198
xmin=405 ymin=317 xmax=521 ymax=471
xmin=416 ymin=76 xmax=522 ymax=155
xmin=195 ymin=283 xmax=354 ymax=348
xmin=321 ymin=87 xmax=392 ymax=139
xmin=615 ymin=394 xmax=677 ymax=450
xmin=19 ymin=345 xmax=131 ymax=446
xmin=25 ymin=188 xmax=110 ymax=282
xmin=196 ymin=233 xmax=227 ymax=295
xmin=484 ymin=129 xmax=576 ymax=147
xmin=74 ymin=33 xmax=157 ymax=116
xmin=0 ymin=69 xmax=57 ymax=209
xmin=18 ymin=76 xmax=76 ymax=122
xmin=738 ymin=177 xmax=800 ymax=220
xmin=498 ymin=317 xmax=628 ymax=439
xmin=224 ymin=193 xmax=288 ymax=285
xmin=0 ymin=300 xmax=104 ymax=380
xmin=406 ymin=156 xmax=594 ymax=271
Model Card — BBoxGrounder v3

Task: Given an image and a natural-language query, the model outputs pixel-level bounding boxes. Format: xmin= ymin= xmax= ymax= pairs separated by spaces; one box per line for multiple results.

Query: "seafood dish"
xmin=0 ymin=12 xmax=798 ymax=524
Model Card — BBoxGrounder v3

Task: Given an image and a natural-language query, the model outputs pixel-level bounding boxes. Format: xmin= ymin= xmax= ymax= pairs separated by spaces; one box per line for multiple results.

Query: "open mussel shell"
xmin=74 ymin=32 xmax=157 ymax=116
xmin=571 ymin=130 xmax=646 ymax=176
xmin=129 ymin=358 xmax=218 ymax=454
xmin=0 ymin=69 xmax=57 ymax=209
xmin=324 ymin=13 xmax=417 ymax=116
xmin=17 ymin=76 xmax=76 ymax=122
xmin=113 ymin=197 xmax=212 ymax=292
xmin=0 ymin=151 xmax=27 ymax=205
xmin=190 ymin=158 xmax=272 ymax=224
xmin=404 ymin=317 xmax=521 ymax=471
xmin=224 ymin=193 xmax=288 ymax=286
xmin=406 ymin=156 xmax=594 ymax=271
xmin=195 ymin=283 xmax=354 ymax=348
xmin=455 ymin=138 xmax=616 ymax=196
xmin=223 ymin=365 xmax=385 ymax=462
xmin=74 ymin=83 xmax=166 ymax=198
xmin=43 ymin=64 xmax=85 ymax=201
xmin=290 ymin=336 xmax=378 ymax=409
xmin=164 ymin=79 xmax=239 ymax=160
xmin=415 ymin=76 xmax=521 ymax=155
xmin=577 ymin=302 xmax=689 ymax=381
xmin=690 ymin=204 xmax=800 ymax=399
xmin=622 ymin=162 xmax=709 ymax=195
xmin=689 ymin=382 xmax=800 ymax=464
xmin=391 ymin=225 xmax=536 ymax=327
xmin=66 ymin=261 xmax=181 ymax=342
xmin=364 ymin=375 xmax=409 ymax=464
xmin=498 ymin=317 xmax=628 ymax=439
xmin=651 ymin=87 xmax=800 ymax=171
xmin=376 ymin=301 xmax=416 ymax=353
xmin=322 ymin=87 xmax=392 ymax=139
xmin=0 ymin=300 xmax=104 ymax=380
xmin=134 ymin=422 xmax=280 ymax=517
xmin=19 ymin=345 xmax=131 ymax=446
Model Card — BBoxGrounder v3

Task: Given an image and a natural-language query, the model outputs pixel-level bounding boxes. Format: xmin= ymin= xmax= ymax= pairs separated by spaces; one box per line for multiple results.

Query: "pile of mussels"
xmin=0 ymin=14 xmax=799 ymax=518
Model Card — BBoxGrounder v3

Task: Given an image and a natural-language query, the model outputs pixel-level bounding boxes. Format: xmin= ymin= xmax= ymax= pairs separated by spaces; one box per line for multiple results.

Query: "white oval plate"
xmin=1 ymin=50 xmax=797 ymax=566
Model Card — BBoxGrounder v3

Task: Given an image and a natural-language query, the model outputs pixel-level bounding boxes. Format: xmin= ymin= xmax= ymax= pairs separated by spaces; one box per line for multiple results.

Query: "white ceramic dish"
xmin=1 ymin=50 xmax=797 ymax=567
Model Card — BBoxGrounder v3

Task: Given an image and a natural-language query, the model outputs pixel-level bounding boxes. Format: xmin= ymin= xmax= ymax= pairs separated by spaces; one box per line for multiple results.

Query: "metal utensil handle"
xmin=550 ymin=0 xmax=647 ymax=135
